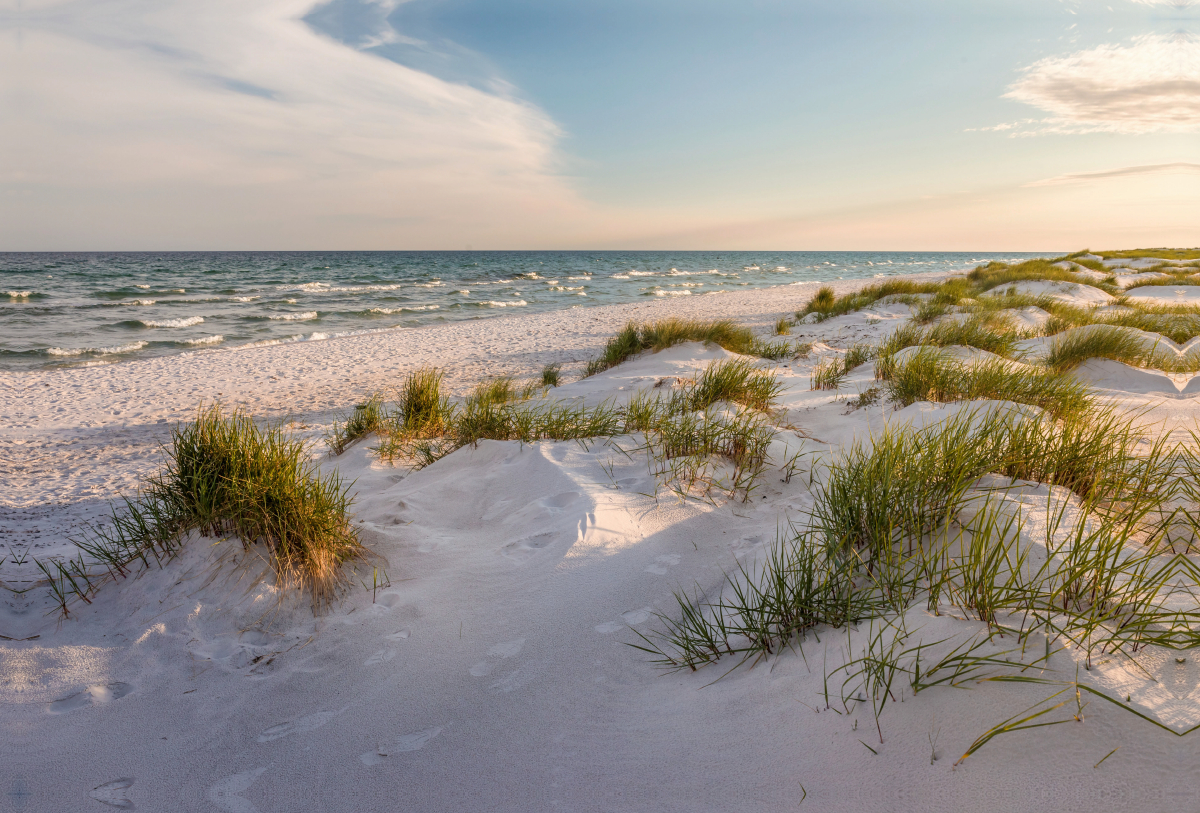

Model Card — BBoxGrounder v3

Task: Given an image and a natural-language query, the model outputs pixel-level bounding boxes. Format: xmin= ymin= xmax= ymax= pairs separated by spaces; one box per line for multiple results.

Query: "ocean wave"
xmin=278 ymin=281 xmax=406 ymax=294
xmin=567 ymin=276 xmax=592 ymax=281
xmin=141 ymin=316 xmax=205 ymax=328
xmin=267 ymin=311 xmax=318 ymax=321
xmin=627 ymin=270 xmax=656 ymax=276
xmin=481 ymin=300 xmax=527 ymax=307
xmin=231 ymin=295 xmax=259 ymax=302
xmin=414 ymin=281 xmax=445 ymax=288
xmin=665 ymin=269 xmax=729 ymax=276
xmin=106 ymin=299 xmax=157 ymax=306
xmin=368 ymin=305 xmax=440 ymax=314
xmin=47 ymin=340 xmax=148 ymax=357
xmin=6 ymin=290 xmax=32 ymax=299
xmin=651 ymin=290 xmax=692 ymax=297
xmin=135 ymin=284 xmax=151 ymax=289
xmin=179 ymin=334 xmax=224 ymax=346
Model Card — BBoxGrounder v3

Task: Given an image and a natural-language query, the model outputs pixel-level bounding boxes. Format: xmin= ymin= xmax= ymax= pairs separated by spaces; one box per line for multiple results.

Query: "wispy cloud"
xmin=1026 ymin=162 xmax=1200 ymax=186
xmin=996 ymin=33 xmax=1200 ymax=135
xmin=0 ymin=0 xmax=597 ymax=249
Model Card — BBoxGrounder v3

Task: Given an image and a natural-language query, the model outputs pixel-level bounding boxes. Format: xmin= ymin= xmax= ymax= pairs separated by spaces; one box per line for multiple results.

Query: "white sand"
xmin=982 ymin=279 xmax=1115 ymax=308
xmin=5 ymin=269 xmax=1200 ymax=812
xmin=1126 ymin=286 xmax=1200 ymax=305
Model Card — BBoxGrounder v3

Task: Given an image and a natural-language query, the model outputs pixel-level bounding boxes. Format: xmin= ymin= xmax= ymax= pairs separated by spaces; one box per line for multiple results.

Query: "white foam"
xmin=179 ymin=335 xmax=225 ymax=346
xmin=6 ymin=290 xmax=32 ymax=298
xmin=268 ymin=311 xmax=318 ymax=321
xmin=46 ymin=341 xmax=148 ymax=357
xmin=140 ymin=316 xmax=205 ymax=328
xmin=108 ymin=299 xmax=157 ymax=306
xmin=369 ymin=305 xmax=439 ymax=314
xmin=231 ymin=295 xmax=259 ymax=302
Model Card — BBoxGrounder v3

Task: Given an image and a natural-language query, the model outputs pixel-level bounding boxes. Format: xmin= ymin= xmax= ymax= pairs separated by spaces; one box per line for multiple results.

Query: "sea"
xmin=0 ymin=251 xmax=1050 ymax=372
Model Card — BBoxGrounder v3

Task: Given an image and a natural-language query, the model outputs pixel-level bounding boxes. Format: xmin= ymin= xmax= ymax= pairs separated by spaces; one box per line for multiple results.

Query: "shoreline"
xmin=3 ymin=273 xmax=951 ymax=434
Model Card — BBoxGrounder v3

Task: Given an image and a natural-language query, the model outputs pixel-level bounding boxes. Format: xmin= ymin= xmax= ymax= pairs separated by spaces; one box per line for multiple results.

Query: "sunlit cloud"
xmin=999 ymin=33 xmax=1200 ymax=135
xmin=0 ymin=0 xmax=596 ymax=249
xmin=1026 ymin=162 xmax=1200 ymax=186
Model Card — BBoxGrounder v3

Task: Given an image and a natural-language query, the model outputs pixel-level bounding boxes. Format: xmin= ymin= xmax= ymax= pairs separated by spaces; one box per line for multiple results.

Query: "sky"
xmin=1 ymin=0 xmax=1198 ymax=250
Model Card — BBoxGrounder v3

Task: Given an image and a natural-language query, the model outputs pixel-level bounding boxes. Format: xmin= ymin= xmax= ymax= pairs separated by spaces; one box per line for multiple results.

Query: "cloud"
xmin=1000 ymin=33 xmax=1200 ymax=134
xmin=0 ymin=0 xmax=599 ymax=249
xmin=1026 ymin=162 xmax=1200 ymax=186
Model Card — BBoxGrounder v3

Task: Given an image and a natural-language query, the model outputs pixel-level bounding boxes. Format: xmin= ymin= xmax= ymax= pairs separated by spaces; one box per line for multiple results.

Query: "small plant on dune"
xmin=774 ymin=316 xmax=792 ymax=335
xmin=749 ymin=337 xmax=794 ymax=360
xmin=633 ymin=404 xmax=779 ymax=503
xmin=913 ymin=299 xmax=952 ymax=325
xmin=583 ymin=318 xmax=786 ymax=376
xmin=879 ymin=319 xmax=1018 ymax=359
xmin=810 ymin=344 xmax=875 ymax=392
xmin=397 ymin=366 xmax=454 ymax=435
xmin=54 ymin=404 xmax=366 ymax=615
xmin=541 ymin=362 xmax=562 ymax=387
xmin=877 ymin=347 xmax=1091 ymax=420
xmin=684 ymin=358 xmax=782 ymax=412
xmin=1043 ymin=325 xmax=1160 ymax=372
xmin=327 ymin=395 xmax=387 ymax=454
xmin=810 ymin=358 xmax=846 ymax=391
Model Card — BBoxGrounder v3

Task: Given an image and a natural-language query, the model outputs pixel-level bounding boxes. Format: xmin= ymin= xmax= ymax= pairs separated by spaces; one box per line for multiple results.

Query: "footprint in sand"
xmin=207 ymin=767 xmax=266 ymax=813
xmin=89 ymin=778 xmax=135 ymax=810
xmin=386 ymin=628 xmax=411 ymax=641
xmin=539 ymin=491 xmax=582 ymax=513
xmin=256 ymin=707 xmax=346 ymax=743
xmin=644 ymin=554 xmax=681 ymax=575
xmin=468 ymin=638 xmax=525 ymax=677
xmin=359 ymin=727 xmax=442 ymax=766
xmin=47 ymin=682 xmax=133 ymax=714
xmin=595 ymin=608 xmax=654 ymax=634
xmin=500 ymin=531 xmax=556 ymax=562
xmin=621 ymin=608 xmax=653 ymax=625
xmin=364 ymin=649 xmax=398 ymax=666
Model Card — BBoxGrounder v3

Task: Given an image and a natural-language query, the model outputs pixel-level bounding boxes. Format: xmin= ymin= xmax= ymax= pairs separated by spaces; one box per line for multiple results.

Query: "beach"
xmin=4 ymin=263 xmax=1199 ymax=812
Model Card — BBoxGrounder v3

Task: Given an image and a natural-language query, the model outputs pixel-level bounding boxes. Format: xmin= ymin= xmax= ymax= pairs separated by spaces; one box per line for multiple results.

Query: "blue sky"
xmin=1 ymin=0 xmax=1198 ymax=249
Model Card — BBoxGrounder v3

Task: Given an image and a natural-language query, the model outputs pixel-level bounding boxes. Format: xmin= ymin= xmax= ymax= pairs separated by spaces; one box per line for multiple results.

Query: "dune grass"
xmin=47 ymin=405 xmax=366 ymax=615
xmin=327 ymin=395 xmax=388 ymax=455
xmin=809 ymin=344 xmax=876 ymax=392
xmin=685 ymin=358 xmax=782 ymax=412
xmin=799 ymin=258 xmax=1127 ymax=327
xmin=966 ymin=259 xmax=1119 ymax=296
xmin=878 ymin=318 xmax=1019 ymax=360
xmin=582 ymin=318 xmax=798 ymax=376
xmin=1098 ymin=248 xmax=1200 ymax=261
xmin=1043 ymin=325 xmax=1161 ymax=372
xmin=876 ymin=347 xmax=1092 ymax=421
xmin=799 ymin=279 xmax=972 ymax=323
xmin=1119 ymin=274 xmax=1191 ymax=290
xmin=397 ymin=366 xmax=454 ymax=435
xmin=636 ymin=404 xmax=1174 ymax=686
xmin=774 ymin=316 xmax=792 ymax=335
xmin=541 ymin=362 xmax=562 ymax=387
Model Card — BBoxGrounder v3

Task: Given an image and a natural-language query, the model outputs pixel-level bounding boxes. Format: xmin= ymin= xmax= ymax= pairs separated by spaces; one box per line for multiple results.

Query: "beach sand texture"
xmin=6 ymin=261 xmax=1200 ymax=812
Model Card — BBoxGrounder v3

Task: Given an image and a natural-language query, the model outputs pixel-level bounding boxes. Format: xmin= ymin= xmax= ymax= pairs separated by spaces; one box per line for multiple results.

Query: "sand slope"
xmin=7 ymin=267 xmax=1200 ymax=812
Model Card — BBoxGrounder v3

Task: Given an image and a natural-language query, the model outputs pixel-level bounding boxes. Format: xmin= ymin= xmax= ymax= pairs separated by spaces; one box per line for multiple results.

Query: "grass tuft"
xmin=63 ymin=404 xmax=366 ymax=614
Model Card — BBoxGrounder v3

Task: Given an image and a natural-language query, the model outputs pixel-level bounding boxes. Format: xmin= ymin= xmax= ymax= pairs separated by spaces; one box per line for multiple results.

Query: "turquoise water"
xmin=0 ymin=251 xmax=1048 ymax=371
